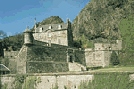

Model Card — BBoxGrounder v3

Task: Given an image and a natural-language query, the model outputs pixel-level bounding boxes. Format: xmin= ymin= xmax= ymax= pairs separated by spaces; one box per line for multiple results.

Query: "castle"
xmin=1 ymin=19 xmax=122 ymax=74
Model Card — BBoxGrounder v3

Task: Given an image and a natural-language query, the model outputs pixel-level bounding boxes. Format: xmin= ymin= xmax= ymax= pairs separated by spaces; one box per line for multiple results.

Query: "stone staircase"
xmin=68 ymin=62 xmax=86 ymax=71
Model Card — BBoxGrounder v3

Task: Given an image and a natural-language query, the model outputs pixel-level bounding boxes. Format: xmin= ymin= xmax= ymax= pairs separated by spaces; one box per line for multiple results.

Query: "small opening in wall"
xmin=69 ymin=55 xmax=73 ymax=63
xmin=74 ymin=85 xmax=76 ymax=88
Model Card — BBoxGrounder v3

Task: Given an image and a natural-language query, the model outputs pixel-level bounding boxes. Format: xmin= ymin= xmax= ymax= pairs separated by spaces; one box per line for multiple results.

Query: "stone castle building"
xmin=33 ymin=19 xmax=73 ymax=46
xmin=85 ymin=40 xmax=122 ymax=67
xmin=0 ymin=19 xmax=122 ymax=74
xmin=17 ymin=19 xmax=86 ymax=74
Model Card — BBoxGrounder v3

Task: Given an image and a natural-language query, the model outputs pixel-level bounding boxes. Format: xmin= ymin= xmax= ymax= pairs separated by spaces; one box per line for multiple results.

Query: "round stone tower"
xmin=24 ymin=27 xmax=34 ymax=45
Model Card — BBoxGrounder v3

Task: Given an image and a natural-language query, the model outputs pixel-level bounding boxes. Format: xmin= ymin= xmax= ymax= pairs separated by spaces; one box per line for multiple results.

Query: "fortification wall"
xmin=27 ymin=45 xmax=67 ymax=62
xmin=1 ymin=73 xmax=134 ymax=89
xmin=94 ymin=43 xmax=110 ymax=51
xmin=103 ymin=51 xmax=111 ymax=66
xmin=75 ymin=49 xmax=86 ymax=66
xmin=85 ymin=49 xmax=111 ymax=67
xmin=85 ymin=48 xmax=94 ymax=67
xmin=1 ymin=73 xmax=94 ymax=89
xmin=26 ymin=62 xmax=69 ymax=73
xmin=4 ymin=51 xmax=19 ymax=58
xmin=17 ymin=46 xmax=27 ymax=74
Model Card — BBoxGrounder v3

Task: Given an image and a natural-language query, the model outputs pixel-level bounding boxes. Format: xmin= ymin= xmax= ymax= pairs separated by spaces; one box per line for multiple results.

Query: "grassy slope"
xmin=91 ymin=66 xmax=134 ymax=72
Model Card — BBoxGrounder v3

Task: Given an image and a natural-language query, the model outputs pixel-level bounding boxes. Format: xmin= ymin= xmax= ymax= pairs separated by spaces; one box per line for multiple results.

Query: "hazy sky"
xmin=0 ymin=0 xmax=89 ymax=36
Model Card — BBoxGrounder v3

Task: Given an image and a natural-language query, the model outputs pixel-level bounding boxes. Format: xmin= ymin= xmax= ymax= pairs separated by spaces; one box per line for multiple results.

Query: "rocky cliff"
xmin=72 ymin=0 xmax=134 ymax=41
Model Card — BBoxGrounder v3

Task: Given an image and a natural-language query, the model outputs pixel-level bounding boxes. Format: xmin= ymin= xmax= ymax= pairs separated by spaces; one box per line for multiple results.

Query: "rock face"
xmin=72 ymin=0 xmax=134 ymax=41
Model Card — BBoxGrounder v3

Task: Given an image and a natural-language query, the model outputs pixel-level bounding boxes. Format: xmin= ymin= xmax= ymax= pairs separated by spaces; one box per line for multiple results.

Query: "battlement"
xmin=94 ymin=40 xmax=122 ymax=51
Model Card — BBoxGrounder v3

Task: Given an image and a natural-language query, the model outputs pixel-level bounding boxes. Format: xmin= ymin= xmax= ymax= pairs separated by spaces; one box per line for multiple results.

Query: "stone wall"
xmin=26 ymin=62 xmax=69 ymax=73
xmin=1 ymin=76 xmax=15 ymax=89
xmin=4 ymin=51 xmax=19 ymax=58
xmin=17 ymin=46 xmax=27 ymax=74
xmin=27 ymin=45 xmax=67 ymax=62
xmin=94 ymin=43 xmax=111 ymax=51
xmin=1 ymin=73 xmax=134 ymax=89
xmin=33 ymin=30 xmax=68 ymax=46
xmin=103 ymin=51 xmax=111 ymax=66
xmin=111 ymin=40 xmax=122 ymax=50
xmin=75 ymin=49 xmax=86 ymax=66
xmin=0 ymin=73 xmax=94 ymax=89
xmin=85 ymin=48 xmax=111 ymax=67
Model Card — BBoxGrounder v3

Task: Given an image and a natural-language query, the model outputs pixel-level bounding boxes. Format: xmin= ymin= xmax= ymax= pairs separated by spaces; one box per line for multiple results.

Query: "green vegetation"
xmin=78 ymin=72 xmax=134 ymax=89
xmin=91 ymin=67 xmax=134 ymax=72
xmin=22 ymin=76 xmax=41 ymax=89
xmin=2 ymin=33 xmax=24 ymax=51
xmin=52 ymin=84 xmax=58 ymax=89
xmin=72 ymin=0 xmax=134 ymax=65
xmin=1 ymin=83 xmax=8 ymax=89
xmin=41 ymin=16 xmax=64 ymax=25
xmin=73 ymin=0 xmax=133 ymax=41
xmin=11 ymin=74 xmax=41 ymax=89
xmin=12 ymin=74 xmax=27 ymax=89
xmin=119 ymin=15 xmax=134 ymax=65
xmin=0 ymin=57 xmax=9 ymax=67
xmin=80 ymin=34 xmax=94 ymax=48
xmin=110 ymin=51 xmax=119 ymax=65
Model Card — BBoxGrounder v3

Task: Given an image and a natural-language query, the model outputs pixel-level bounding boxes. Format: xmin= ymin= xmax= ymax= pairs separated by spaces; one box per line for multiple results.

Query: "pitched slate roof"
xmin=34 ymin=23 xmax=68 ymax=32
xmin=0 ymin=64 xmax=10 ymax=71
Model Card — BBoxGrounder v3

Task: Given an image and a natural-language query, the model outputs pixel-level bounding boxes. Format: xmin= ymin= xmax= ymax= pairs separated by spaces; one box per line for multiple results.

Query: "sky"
xmin=0 ymin=0 xmax=89 ymax=36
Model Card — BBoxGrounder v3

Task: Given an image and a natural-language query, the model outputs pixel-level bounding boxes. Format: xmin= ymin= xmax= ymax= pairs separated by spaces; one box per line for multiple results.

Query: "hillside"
xmin=32 ymin=16 xmax=64 ymax=29
xmin=72 ymin=0 xmax=134 ymax=65
xmin=40 ymin=16 xmax=64 ymax=25
xmin=72 ymin=0 xmax=133 ymax=41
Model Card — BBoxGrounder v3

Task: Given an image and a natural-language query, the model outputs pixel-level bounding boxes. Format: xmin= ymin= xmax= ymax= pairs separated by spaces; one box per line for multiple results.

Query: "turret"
xmin=24 ymin=27 xmax=34 ymax=45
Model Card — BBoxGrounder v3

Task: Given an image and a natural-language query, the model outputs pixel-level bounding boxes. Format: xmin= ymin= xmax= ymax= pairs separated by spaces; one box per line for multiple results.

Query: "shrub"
xmin=110 ymin=51 xmax=120 ymax=65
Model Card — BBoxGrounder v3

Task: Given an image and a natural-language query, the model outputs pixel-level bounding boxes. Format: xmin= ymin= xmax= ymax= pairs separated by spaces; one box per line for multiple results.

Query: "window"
xmin=49 ymin=26 xmax=52 ymax=29
xmin=58 ymin=25 xmax=62 ymax=29
xmin=39 ymin=27 xmax=43 ymax=32
xmin=69 ymin=55 xmax=73 ymax=63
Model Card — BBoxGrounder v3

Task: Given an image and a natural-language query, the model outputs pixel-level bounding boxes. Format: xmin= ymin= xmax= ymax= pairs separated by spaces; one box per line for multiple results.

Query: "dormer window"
xmin=58 ymin=25 xmax=62 ymax=29
xmin=49 ymin=26 xmax=52 ymax=29
xmin=40 ymin=27 xmax=43 ymax=32
xmin=109 ymin=47 xmax=111 ymax=50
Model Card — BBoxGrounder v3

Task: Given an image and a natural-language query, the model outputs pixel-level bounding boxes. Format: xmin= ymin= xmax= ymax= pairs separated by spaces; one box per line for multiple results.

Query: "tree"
xmin=0 ymin=30 xmax=7 ymax=39
xmin=110 ymin=51 xmax=119 ymax=65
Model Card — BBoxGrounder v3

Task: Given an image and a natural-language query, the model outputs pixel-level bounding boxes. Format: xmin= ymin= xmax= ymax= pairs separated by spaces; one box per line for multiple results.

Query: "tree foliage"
xmin=0 ymin=30 xmax=7 ymax=39
xmin=41 ymin=16 xmax=64 ymax=25
xmin=2 ymin=33 xmax=24 ymax=51
xmin=110 ymin=51 xmax=119 ymax=65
